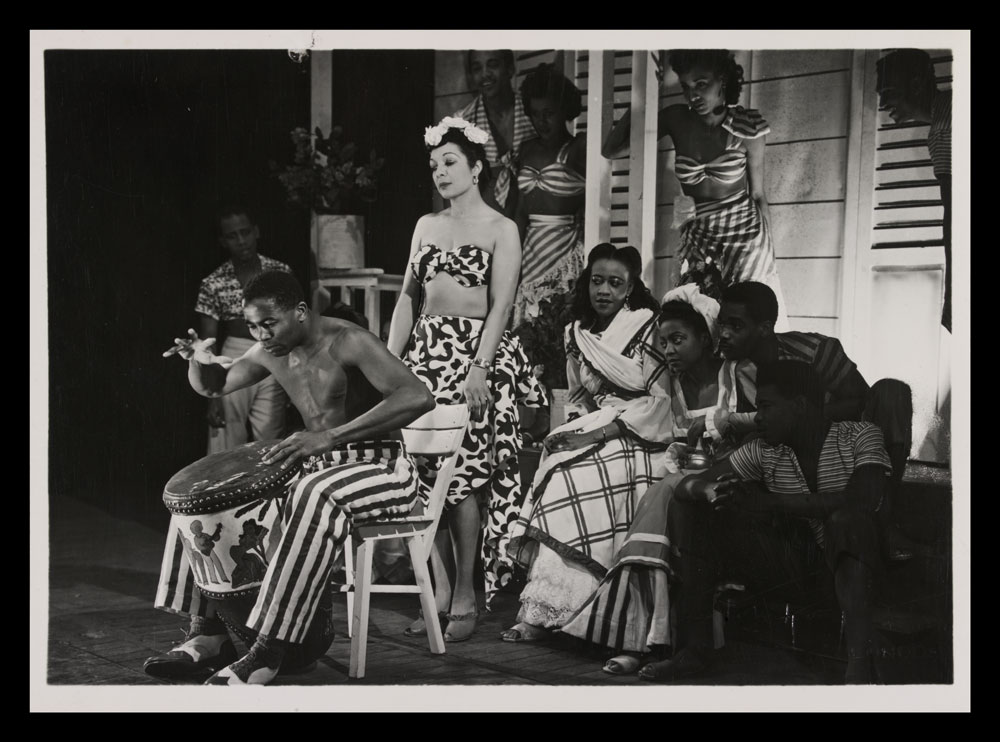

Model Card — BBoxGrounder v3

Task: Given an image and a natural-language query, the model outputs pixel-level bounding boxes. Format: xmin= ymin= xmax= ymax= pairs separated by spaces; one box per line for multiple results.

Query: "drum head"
xmin=163 ymin=440 xmax=302 ymax=515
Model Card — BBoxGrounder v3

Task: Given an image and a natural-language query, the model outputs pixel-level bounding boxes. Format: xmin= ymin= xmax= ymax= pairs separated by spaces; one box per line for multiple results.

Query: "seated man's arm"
xmin=328 ymin=327 xmax=436 ymax=445
xmin=756 ymin=464 xmax=889 ymax=518
xmin=164 ymin=330 xmax=271 ymax=397
xmin=812 ymin=335 xmax=869 ymax=422
xmin=675 ymin=458 xmax=739 ymax=502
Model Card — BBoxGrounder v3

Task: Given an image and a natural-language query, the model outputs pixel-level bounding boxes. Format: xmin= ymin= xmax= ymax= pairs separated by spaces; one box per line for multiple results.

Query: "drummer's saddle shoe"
xmin=142 ymin=633 xmax=237 ymax=680
xmin=204 ymin=641 xmax=282 ymax=685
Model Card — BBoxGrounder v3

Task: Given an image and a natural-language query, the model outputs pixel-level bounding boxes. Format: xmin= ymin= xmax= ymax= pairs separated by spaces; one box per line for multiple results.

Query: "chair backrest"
xmin=401 ymin=403 xmax=470 ymax=557
xmin=863 ymin=378 xmax=913 ymax=489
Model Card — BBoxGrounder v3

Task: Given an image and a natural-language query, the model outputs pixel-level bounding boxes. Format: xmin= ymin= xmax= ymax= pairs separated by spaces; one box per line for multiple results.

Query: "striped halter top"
xmin=674 ymin=106 xmax=771 ymax=186
xmin=517 ymin=139 xmax=586 ymax=197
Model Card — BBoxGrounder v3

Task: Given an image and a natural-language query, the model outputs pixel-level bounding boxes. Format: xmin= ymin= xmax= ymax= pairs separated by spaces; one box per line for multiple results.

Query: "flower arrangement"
xmin=512 ymin=287 xmax=577 ymax=391
xmin=273 ymin=126 xmax=385 ymax=214
xmin=423 ymin=116 xmax=490 ymax=148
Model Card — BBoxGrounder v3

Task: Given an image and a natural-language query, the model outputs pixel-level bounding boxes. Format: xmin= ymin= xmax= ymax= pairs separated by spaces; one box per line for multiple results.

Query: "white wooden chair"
xmin=336 ymin=403 xmax=468 ymax=679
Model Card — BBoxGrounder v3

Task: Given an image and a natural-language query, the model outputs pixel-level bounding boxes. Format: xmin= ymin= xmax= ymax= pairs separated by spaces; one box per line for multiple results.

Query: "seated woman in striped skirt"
xmin=603 ymin=48 xmax=789 ymax=330
xmin=559 ymin=283 xmax=727 ymax=673
xmin=512 ymin=60 xmax=587 ymax=326
xmin=503 ymin=244 xmax=672 ymax=642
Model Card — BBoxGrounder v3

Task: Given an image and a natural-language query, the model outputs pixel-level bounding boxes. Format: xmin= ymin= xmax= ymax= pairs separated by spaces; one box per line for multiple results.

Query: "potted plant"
xmin=272 ymin=126 xmax=386 ymax=270
xmin=512 ymin=287 xmax=577 ymax=435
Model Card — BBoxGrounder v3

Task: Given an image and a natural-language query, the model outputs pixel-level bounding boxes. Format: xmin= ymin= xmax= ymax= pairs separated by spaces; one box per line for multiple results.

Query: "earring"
xmin=473 ymin=174 xmax=479 ymax=185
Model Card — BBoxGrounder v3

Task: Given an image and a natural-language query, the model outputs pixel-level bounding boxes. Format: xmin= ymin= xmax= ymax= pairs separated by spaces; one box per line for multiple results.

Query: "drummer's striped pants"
xmin=155 ymin=441 xmax=417 ymax=643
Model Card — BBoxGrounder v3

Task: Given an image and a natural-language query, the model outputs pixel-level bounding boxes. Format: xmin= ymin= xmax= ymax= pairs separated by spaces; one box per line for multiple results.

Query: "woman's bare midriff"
xmin=521 ymin=189 xmax=584 ymax=216
xmin=681 ymin=172 xmax=748 ymax=203
xmin=421 ymin=275 xmax=489 ymax=320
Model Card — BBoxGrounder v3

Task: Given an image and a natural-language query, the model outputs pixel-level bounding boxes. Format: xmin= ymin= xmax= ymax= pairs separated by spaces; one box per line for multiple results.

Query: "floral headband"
xmin=423 ymin=116 xmax=490 ymax=148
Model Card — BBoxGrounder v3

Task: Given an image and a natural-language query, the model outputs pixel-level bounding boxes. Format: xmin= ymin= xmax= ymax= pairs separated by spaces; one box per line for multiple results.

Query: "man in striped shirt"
xmin=876 ymin=49 xmax=952 ymax=332
xmin=696 ymin=281 xmax=870 ymax=449
xmin=453 ymin=50 xmax=535 ymax=218
xmin=642 ymin=360 xmax=892 ymax=684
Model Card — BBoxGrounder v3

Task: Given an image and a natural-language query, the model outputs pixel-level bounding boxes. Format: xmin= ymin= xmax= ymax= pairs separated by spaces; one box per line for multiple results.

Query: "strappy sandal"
xmin=603 ymin=654 xmax=643 ymax=675
xmin=403 ymin=609 xmax=447 ymax=638
xmin=443 ymin=610 xmax=480 ymax=643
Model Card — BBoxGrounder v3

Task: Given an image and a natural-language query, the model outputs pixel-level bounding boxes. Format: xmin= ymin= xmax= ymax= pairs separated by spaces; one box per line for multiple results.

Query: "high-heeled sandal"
xmin=403 ymin=608 xmax=447 ymax=637
xmin=443 ymin=610 xmax=480 ymax=642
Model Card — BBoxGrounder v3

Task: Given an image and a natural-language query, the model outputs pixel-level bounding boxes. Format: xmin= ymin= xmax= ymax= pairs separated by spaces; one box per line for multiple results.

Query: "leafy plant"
xmin=272 ymin=126 xmax=385 ymax=214
xmin=512 ymin=288 xmax=577 ymax=390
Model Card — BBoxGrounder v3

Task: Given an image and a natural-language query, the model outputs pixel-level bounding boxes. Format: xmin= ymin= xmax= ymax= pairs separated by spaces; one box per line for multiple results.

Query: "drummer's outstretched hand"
xmin=262 ymin=431 xmax=332 ymax=467
xmin=162 ymin=329 xmax=235 ymax=367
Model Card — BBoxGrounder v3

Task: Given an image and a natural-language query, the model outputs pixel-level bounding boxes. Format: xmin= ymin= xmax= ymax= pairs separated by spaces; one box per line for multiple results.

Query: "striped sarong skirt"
xmin=155 ymin=440 xmax=416 ymax=643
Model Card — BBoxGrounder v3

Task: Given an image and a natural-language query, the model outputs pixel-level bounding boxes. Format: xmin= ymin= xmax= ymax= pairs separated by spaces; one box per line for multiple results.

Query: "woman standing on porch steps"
xmin=603 ymin=48 xmax=789 ymax=331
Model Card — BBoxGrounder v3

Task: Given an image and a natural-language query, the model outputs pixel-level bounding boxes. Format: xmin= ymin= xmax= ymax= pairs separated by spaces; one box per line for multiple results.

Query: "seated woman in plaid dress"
xmin=503 ymin=244 xmax=672 ymax=642
xmin=559 ymin=284 xmax=728 ymax=673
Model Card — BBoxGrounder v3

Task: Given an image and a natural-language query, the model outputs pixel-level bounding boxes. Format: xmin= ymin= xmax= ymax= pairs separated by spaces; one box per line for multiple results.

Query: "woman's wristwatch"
xmin=470 ymin=357 xmax=492 ymax=371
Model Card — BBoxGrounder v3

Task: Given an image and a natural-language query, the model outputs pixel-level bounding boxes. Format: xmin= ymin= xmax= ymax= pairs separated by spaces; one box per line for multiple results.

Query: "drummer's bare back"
xmin=244 ymin=318 xmax=356 ymax=432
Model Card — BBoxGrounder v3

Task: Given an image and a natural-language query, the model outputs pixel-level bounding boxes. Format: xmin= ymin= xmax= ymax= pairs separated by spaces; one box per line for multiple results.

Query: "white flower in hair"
xmin=424 ymin=125 xmax=444 ymax=147
xmin=424 ymin=116 xmax=491 ymax=148
xmin=463 ymin=124 xmax=490 ymax=145
xmin=440 ymin=116 xmax=471 ymax=129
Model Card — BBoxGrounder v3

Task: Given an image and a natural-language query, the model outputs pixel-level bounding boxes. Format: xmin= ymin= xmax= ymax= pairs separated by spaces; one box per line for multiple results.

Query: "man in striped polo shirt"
xmin=453 ymin=50 xmax=535 ymax=219
xmin=642 ymin=360 xmax=892 ymax=684
xmin=876 ymin=49 xmax=952 ymax=332
xmin=695 ymin=281 xmax=870 ymax=448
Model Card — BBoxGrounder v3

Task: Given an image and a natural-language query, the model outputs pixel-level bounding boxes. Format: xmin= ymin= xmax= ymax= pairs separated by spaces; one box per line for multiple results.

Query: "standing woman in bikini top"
xmin=387 ymin=117 xmax=546 ymax=642
xmin=512 ymin=61 xmax=587 ymax=325
xmin=603 ymin=49 xmax=789 ymax=331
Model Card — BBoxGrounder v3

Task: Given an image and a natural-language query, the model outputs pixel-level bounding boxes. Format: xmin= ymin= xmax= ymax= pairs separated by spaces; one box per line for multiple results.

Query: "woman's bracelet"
xmin=470 ymin=357 xmax=492 ymax=371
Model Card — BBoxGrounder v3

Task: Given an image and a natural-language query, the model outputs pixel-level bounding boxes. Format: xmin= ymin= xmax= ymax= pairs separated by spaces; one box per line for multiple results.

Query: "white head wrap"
xmin=660 ymin=283 xmax=720 ymax=340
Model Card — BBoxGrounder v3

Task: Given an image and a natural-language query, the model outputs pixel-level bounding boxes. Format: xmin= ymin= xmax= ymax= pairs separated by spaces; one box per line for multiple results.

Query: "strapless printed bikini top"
xmin=674 ymin=106 xmax=771 ymax=187
xmin=410 ymin=243 xmax=491 ymax=288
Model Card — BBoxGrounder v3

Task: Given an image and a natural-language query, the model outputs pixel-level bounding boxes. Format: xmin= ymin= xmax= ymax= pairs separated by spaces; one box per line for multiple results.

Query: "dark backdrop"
xmin=46 ymin=49 xmax=434 ymax=527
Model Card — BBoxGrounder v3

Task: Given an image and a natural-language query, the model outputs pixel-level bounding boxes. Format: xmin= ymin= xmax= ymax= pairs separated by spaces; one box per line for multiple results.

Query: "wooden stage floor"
xmin=39 ymin=489 xmax=960 ymax=710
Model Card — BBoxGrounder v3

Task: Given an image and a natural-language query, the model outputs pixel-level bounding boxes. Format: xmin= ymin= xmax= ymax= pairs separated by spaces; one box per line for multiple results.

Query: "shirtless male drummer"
xmin=148 ymin=270 xmax=434 ymax=685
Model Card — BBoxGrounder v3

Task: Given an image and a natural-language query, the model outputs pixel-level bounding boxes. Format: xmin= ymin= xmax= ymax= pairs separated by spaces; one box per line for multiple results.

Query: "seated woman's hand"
xmin=686 ymin=417 xmax=707 ymax=447
xmin=544 ymin=430 xmax=595 ymax=454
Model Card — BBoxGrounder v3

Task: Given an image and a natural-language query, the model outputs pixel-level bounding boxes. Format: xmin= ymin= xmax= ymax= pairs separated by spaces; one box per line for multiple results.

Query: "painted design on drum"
xmin=230 ymin=519 xmax=271 ymax=589
xmin=170 ymin=498 xmax=285 ymax=599
xmin=189 ymin=520 xmax=230 ymax=583
xmin=402 ymin=313 xmax=547 ymax=608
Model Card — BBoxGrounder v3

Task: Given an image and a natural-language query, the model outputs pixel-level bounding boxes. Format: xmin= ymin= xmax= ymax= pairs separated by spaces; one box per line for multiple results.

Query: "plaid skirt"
xmin=508 ymin=424 xmax=669 ymax=578
xmin=403 ymin=313 xmax=547 ymax=608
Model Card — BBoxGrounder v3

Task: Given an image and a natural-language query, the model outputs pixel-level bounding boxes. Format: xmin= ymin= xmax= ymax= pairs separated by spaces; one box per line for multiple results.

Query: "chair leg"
xmin=344 ymin=533 xmax=355 ymax=638
xmin=408 ymin=535 xmax=445 ymax=655
xmin=349 ymin=539 xmax=374 ymax=679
